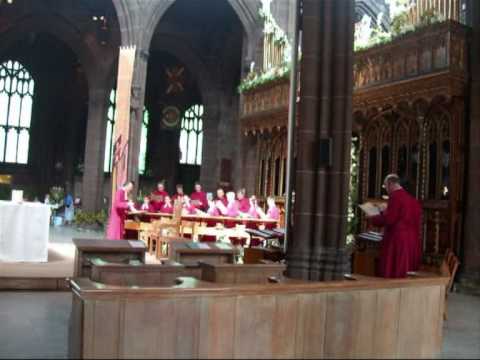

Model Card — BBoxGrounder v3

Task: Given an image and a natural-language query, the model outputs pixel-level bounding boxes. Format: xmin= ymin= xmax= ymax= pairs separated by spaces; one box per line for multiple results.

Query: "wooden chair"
xmin=441 ymin=249 xmax=460 ymax=320
xmin=154 ymin=200 xmax=184 ymax=259
xmin=138 ymin=222 xmax=153 ymax=253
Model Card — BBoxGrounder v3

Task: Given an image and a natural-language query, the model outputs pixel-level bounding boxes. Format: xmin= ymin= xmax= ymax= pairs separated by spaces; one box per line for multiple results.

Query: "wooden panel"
xmin=352 ymin=291 xmax=378 ymax=357
xmin=198 ymin=297 xmax=236 ymax=359
xmin=373 ymin=288 xmax=401 ymax=358
xmin=295 ymin=293 xmax=327 ymax=359
xmin=234 ymin=295 xmax=276 ymax=359
xmin=271 ymin=294 xmax=298 ymax=359
xmin=68 ymin=295 xmax=84 ymax=359
xmin=419 ymin=286 xmax=444 ymax=358
xmin=122 ymin=300 xmax=176 ymax=359
xmin=397 ymin=286 xmax=443 ymax=359
xmin=175 ymin=298 xmax=201 ymax=359
xmin=324 ymin=292 xmax=357 ymax=358
xmin=84 ymin=300 xmax=121 ymax=359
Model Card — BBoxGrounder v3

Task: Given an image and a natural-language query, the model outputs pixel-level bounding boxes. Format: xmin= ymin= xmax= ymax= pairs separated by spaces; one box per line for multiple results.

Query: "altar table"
xmin=0 ymin=201 xmax=51 ymax=262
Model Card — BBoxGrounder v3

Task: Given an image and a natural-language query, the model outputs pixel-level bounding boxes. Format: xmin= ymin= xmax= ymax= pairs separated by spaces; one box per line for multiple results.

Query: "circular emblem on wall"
xmin=162 ymin=106 xmax=181 ymax=127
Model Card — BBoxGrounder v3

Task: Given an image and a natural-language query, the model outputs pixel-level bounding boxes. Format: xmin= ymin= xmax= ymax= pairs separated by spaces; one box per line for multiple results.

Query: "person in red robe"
xmin=236 ymin=188 xmax=250 ymax=214
xmin=368 ymin=174 xmax=423 ymax=278
xmin=159 ymin=195 xmax=174 ymax=214
xmin=190 ymin=182 xmax=208 ymax=211
xmin=138 ymin=195 xmax=155 ymax=212
xmin=172 ymin=184 xmax=185 ymax=203
xmin=106 ymin=181 xmax=136 ymax=240
xmin=150 ymin=181 xmax=169 ymax=211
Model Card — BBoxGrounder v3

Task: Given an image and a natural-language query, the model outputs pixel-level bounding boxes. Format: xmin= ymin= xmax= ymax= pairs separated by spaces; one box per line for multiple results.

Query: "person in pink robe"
xmin=159 ymin=196 xmax=174 ymax=214
xmin=207 ymin=199 xmax=220 ymax=216
xmin=247 ymin=196 xmax=261 ymax=219
xmin=368 ymin=174 xmax=423 ymax=278
xmin=215 ymin=188 xmax=228 ymax=207
xmin=151 ymin=181 xmax=169 ymax=212
xmin=106 ymin=181 xmax=135 ymax=240
xmin=190 ymin=182 xmax=208 ymax=211
xmin=266 ymin=197 xmax=280 ymax=220
xmin=182 ymin=196 xmax=198 ymax=215
xmin=236 ymin=188 xmax=250 ymax=214
xmin=172 ymin=184 xmax=185 ymax=203
xmin=224 ymin=191 xmax=240 ymax=217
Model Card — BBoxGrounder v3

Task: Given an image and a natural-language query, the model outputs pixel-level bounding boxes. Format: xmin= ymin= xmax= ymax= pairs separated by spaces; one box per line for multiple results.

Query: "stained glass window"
xmin=0 ymin=60 xmax=34 ymax=164
xmin=179 ymin=104 xmax=204 ymax=165
xmin=103 ymin=89 xmax=149 ymax=174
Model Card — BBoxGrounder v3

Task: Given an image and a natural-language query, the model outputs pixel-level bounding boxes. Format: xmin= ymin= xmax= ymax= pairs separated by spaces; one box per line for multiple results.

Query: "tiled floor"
xmin=0 ymin=291 xmax=478 ymax=359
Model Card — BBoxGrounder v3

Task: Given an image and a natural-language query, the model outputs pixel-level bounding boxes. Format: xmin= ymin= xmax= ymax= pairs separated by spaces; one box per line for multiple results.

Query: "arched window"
xmin=0 ymin=60 xmax=34 ymax=164
xmin=103 ymin=89 xmax=149 ymax=174
xmin=179 ymin=104 xmax=204 ymax=165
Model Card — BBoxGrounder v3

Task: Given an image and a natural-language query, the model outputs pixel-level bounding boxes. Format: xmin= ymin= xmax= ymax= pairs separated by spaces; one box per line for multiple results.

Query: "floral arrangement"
xmin=347 ymin=137 xmax=360 ymax=244
xmin=49 ymin=186 xmax=65 ymax=205
xmin=74 ymin=209 xmax=108 ymax=228
xmin=238 ymin=62 xmax=291 ymax=93
xmin=355 ymin=8 xmax=446 ymax=51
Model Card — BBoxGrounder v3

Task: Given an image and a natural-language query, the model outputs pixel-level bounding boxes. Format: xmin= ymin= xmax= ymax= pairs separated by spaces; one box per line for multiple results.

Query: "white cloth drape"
xmin=0 ymin=201 xmax=51 ymax=262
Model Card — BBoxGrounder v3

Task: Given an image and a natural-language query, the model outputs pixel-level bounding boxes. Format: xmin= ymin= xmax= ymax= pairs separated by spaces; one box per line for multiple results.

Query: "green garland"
xmin=237 ymin=63 xmax=291 ymax=94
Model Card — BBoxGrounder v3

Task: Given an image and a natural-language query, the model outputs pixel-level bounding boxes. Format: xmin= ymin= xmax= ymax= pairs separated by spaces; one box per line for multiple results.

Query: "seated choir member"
xmin=190 ymin=182 xmax=208 ymax=211
xmin=106 ymin=180 xmax=136 ymax=240
xmin=247 ymin=196 xmax=261 ymax=219
xmin=367 ymin=174 xmax=422 ymax=278
xmin=182 ymin=195 xmax=200 ymax=215
xmin=236 ymin=188 xmax=251 ymax=214
xmin=215 ymin=188 xmax=228 ymax=207
xmin=216 ymin=191 xmax=237 ymax=217
xmin=257 ymin=197 xmax=280 ymax=220
xmin=172 ymin=184 xmax=185 ymax=203
xmin=139 ymin=195 xmax=154 ymax=212
xmin=151 ymin=180 xmax=169 ymax=211
xmin=159 ymin=195 xmax=174 ymax=214
xmin=207 ymin=198 xmax=220 ymax=216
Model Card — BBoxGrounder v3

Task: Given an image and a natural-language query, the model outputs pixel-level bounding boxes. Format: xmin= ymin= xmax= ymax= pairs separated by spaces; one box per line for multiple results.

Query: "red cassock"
xmin=237 ymin=198 xmax=251 ymax=213
xmin=370 ymin=188 xmax=422 ymax=278
xmin=160 ymin=203 xmax=174 ymax=214
xmin=106 ymin=188 xmax=129 ymax=240
xmin=190 ymin=191 xmax=208 ymax=211
xmin=150 ymin=190 xmax=169 ymax=211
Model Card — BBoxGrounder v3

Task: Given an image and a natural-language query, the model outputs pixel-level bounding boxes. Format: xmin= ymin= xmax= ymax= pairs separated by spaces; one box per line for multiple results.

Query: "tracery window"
xmin=103 ymin=89 xmax=149 ymax=174
xmin=179 ymin=104 xmax=203 ymax=165
xmin=0 ymin=60 xmax=34 ymax=164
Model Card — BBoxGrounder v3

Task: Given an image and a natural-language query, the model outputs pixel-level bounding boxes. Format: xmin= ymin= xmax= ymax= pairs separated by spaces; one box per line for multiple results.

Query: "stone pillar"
xmin=82 ymin=84 xmax=110 ymax=212
xmin=200 ymin=90 xmax=221 ymax=192
xmin=462 ymin=0 xmax=480 ymax=283
xmin=286 ymin=0 xmax=355 ymax=281
xmin=126 ymin=50 xmax=149 ymax=188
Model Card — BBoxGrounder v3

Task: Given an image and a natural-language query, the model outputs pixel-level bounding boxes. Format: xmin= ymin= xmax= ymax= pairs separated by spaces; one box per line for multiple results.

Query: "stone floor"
xmin=0 ymin=291 xmax=478 ymax=359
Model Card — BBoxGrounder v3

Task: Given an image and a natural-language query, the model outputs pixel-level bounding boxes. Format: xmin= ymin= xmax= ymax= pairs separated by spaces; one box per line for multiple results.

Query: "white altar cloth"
xmin=0 ymin=201 xmax=51 ymax=262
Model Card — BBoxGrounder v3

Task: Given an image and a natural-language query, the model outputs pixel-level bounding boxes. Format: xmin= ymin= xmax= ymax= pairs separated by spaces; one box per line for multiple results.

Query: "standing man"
xmin=368 ymin=174 xmax=422 ymax=278
xmin=190 ymin=182 xmax=208 ymax=211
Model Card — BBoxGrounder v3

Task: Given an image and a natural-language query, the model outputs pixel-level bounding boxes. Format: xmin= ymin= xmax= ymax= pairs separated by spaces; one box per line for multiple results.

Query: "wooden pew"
xmin=90 ymin=259 xmax=185 ymax=287
xmin=69 ymin=273 xmax=449 ymax=359
xmin=199 ymin=262 xmax=286 ymax=284
xmin=168 ymin=241 xmax=239 ymax=266
xmin=72 ymin=239 xmax=146 ymax=278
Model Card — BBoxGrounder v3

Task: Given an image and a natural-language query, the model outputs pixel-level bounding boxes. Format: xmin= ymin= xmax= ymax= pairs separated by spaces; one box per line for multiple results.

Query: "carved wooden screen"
xmin=256 ymin=131 xmax=287 ymax=198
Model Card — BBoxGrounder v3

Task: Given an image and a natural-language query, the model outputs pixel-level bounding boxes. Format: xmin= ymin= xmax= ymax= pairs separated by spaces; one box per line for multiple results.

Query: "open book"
xmin=358 ymin=202 xmax=382 ymax=217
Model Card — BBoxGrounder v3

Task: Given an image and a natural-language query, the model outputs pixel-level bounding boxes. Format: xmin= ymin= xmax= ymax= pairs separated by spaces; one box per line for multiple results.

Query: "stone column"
xmin=126 ymin=50 xmax=149 ymax=188
xmin=286 ymin=0 xmax=355 ymax=281
xmin=82 ymin=84 xmax=110 ymax=212
xmin=462 ymin=0 xmax=480 ymax=283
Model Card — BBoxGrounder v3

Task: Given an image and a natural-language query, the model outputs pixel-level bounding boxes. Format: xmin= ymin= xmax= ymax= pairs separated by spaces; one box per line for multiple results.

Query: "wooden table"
xmin=72 ymin=239 xmax=146 ymax=278
xmin=168 ymin=241 xmax=239 ymax=266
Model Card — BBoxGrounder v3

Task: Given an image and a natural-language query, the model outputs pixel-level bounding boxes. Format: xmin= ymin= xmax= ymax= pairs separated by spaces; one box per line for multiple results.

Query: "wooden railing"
xmin=354 ymin=20 xmax=467 ymax=91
